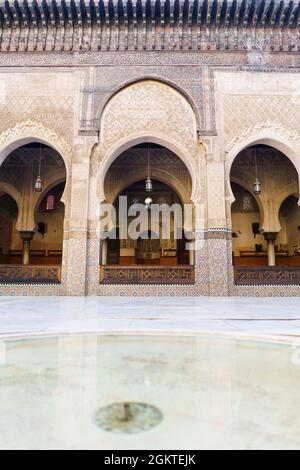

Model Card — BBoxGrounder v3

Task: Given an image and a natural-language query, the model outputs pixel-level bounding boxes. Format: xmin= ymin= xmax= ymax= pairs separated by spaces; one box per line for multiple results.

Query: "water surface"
xmin=0 ymin=334 xmax=299 ymax=449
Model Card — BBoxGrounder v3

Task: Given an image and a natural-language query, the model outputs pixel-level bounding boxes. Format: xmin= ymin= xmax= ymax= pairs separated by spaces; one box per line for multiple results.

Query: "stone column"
xmin=19 ymin=231 xmax=34 ymax=265
xmin=206 ymin=158 xmax=230 ymax=296
xmin=189 ymin=246 xmax=194 ymax=266
xmin=102 ymin=239 xmax=108 ymax=265
xmin=264 ymin=232 xmax=277 ymax=266
xmin=65 ymin=137 xmax=97 ymax=296
xmin=192 ymin=201 xmax=209 ymax=296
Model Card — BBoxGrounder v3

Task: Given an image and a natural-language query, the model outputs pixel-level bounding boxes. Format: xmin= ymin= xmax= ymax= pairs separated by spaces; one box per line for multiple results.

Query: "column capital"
xmin=19 ymin=231 xmax=35 ymax=242
xmin=263 ymin=232 xmax=278 ymax=242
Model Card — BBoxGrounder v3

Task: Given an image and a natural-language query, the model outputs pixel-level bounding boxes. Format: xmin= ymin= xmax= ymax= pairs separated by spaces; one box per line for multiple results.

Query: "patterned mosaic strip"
xmin=0 ymin=265 xmax=61 ymax=284
xmin=234 ymin=266 xmax=300 ymax=286
xmin=100 ymin=265 xmax=195 ymax=285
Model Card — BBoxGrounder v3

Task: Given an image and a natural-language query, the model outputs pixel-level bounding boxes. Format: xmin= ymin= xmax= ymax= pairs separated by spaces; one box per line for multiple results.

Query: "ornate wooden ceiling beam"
xmin=196 ymin=0 xmax=203 ymax=48
xmin=215 ymin=0 xmax=223 ymax=49
xmin=150 ymin=0 xmax=156 ymax=48
xmin=170 ymin=0 xmax=175 ymax=47
xmin=224 ymin=0 xmax=231 ymax=49
xmin=113 ymin=0 xmax=119 ymax=50
xmin=132 ymin=0 xmax=138 ymax=49
xmin=141 ymin=0 xmax=146 ymax=49
xmin=95 ymin=0 xmax=102 ymax=50
xmin=4 ymin=0 xmax=12 ymax=50
xmin=187 ymin=0 xmax=193 ymax=49
xmin=295 ymin=1 xmax=300 ymax=50
xmin=205 ymin=0 xmax=212 ymax=49
xmin=13 ymin=0 xmax=22 ymax=50
xmin=235 ymin=0 xmax=243 ymax=49
xmin=124 ymin=0 xmax=129 ymax=49
xmin=66 ymin=0 xmax=74 ymax=50
xmin=178 ymin=0 xmax=184 ymax=49
xmin=285 ymin=1 xmax=297 ymax=48
xmin=0 ymin=0 xmax=297 ymax=51
xmin=160 ymin=0 xmax=166 ymax=49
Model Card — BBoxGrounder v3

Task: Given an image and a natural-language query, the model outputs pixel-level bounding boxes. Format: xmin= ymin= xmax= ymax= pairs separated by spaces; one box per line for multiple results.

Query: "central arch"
xmin=98 ymin=134 xmax=199 ymax=203
xmin=96 ymin=78 xmax=202 ymax=204
xmin=99 ymin=142 xmax=195 ymax=283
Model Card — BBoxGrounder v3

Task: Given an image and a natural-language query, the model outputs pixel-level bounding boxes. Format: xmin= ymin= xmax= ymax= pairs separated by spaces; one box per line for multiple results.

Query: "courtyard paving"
xmin=0 ymin=296 xmax=300 ymax=343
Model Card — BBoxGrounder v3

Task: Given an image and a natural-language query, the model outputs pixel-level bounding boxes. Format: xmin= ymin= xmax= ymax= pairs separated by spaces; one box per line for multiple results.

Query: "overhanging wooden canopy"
xmin=0 ymin=0 xmax=299 ymax=51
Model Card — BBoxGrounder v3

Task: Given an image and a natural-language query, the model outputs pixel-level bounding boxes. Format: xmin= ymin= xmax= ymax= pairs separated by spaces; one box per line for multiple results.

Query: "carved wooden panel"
xmin=100 ymin=265 xmax=195 ymax=285
xmin=0 ymin=265 xmax=61 ymax=284
xmin=235 ymin=266 xmax=300 ymax=286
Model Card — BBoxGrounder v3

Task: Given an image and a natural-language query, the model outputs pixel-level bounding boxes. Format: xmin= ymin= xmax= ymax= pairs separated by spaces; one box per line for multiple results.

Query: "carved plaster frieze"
xmin=225 ymin=120 xmax=300 ymax=155
xmin=0 ymin=120 xmax=72 ymax=160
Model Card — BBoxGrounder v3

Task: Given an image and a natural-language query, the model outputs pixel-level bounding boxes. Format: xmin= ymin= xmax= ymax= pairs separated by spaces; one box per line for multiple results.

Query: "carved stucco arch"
xmin=226 ymin=121 xmax=300 ymax=233
xmin=225 ymin=121 xmax=300 ymax=207
xmin=97 ymin=76 xmax=201 ymax=131
xmin=0 ymin=120 xmax=71 ymax=175
xmin=96 ymin=79 xmax=202 ymax=205
xmin=98 ymin=133 xmax=200 ymax=204
xmin=0 ymin=120 xmax=71 ymax=231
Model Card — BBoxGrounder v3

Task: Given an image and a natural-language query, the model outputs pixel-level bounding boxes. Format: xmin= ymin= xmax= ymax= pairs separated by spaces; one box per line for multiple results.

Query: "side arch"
xmin=0 ymin=182 xmax=22 ymax=213
xmin=225 ymin=121 xmax=300 ymax=185
xmin=0 ymin=121 xmax=71 ymax=220
xmin=225 ymin=125 xmax=300 ymax=223
xmin=0 ymin=120 xmax=71 ymax=174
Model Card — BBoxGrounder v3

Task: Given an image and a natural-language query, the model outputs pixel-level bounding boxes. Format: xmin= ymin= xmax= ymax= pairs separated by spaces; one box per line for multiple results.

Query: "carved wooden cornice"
xmin=0 ymin=0 xmax=299 ymax=52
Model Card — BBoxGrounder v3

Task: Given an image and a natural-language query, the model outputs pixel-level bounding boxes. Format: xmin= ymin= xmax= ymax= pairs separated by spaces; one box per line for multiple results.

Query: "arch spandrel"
xmin=96 ymin=76 xmax=201 ymax=131
xmin=100 ymin=80 xmax=197 ymax=150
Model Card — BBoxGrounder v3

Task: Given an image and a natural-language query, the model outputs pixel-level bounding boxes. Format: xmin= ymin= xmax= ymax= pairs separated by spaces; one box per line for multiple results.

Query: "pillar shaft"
xmin=263 ymin=232 xmax=277 ymax=267
xmin=189 ymin=245 xmax=194 ymax=266
xmin=19 ymin=231 xmax=34 ymax=266
xmin=102 ymin=239 xmax=108 ymax=265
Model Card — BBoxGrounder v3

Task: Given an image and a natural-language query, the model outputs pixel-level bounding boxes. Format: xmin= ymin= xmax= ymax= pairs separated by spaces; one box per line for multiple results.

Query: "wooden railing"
xmin=0 ymin=265 xmax=61 ymax=284
xmin=100 ymin=265 xmax=195 ymax=285
xmin=234 ymin=266 xmax=300 ymax=286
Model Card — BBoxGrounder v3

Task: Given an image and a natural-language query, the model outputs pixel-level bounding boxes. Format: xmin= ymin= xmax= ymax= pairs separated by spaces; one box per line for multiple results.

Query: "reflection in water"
xmin=0 ymin=335 xmax=299 ymax=449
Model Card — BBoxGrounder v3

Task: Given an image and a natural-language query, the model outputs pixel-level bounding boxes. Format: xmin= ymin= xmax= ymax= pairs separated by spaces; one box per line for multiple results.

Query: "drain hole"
xmin=94 ymin=401 xmax=163 ymax=434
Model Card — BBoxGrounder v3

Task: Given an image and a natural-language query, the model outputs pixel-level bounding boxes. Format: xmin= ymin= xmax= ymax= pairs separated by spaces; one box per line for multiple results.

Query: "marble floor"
xmin=0 ymin=296 xmax=300 ymax=344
